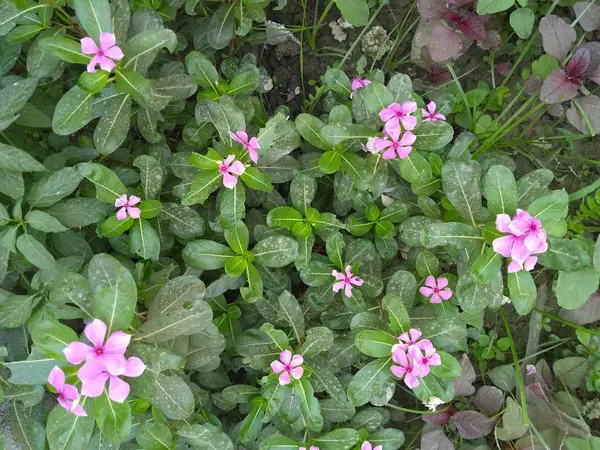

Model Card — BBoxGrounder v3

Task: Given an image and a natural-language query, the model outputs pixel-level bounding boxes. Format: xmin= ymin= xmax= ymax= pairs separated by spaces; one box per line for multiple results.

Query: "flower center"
xmin=396 ymin=111 xmax=405 ymax=119
xmin=344 ymin=277 xmax=350 ymax=283
xmin=97 ymin=50 xmax=104 ymax=57
xmin=219 ymin=165 xmax=228 ymax=174
xmin=95 ymin=348 xmax=103 ymax=355
xmin=406 ymin=367 xmax=412 ymax=373
xmin=433 ymin=287 xmax=440 ymax=294
xmin=284 ymin=364 xmax=291 ymax=371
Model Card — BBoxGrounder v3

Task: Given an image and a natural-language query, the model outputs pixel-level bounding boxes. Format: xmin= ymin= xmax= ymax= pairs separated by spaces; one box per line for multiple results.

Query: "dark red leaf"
xmin=496 ymin=61 xmax=512 ymax=76
xmin=457 ymin=13 xmax=487 ymax=41
xmin=539 ymin=15 xmax=576 ymax=61
xmin=421 ymin=429 xmax=455 ymax=450
xmin=477 ymin=30 xmax=500 ymax=50
xmin=524 ymin=75 xmax=542 ymax=96
xmin=423 ymin=410 xmax=454 ymax=426
xmin=540 ymin=69 xmax=580 ymax=103
xmin=453 ymin=411 xmax=497 ymax=440
xmin=453 ymin=354 xmax=476 ymax=396
xmin=578 ymin=42 xmax=600 ymax=76
xmin=447 ymin=0 xmax=474 ymax=6
xmin=444 ymin=11 xmax=463 ymax=23
xmin=472 ymin=386 xmax=504 ymax=416
xmin=567 ymin=95 xmax=600 ymax=134
xmin=567 ymin=47 xmax=590 ymax=80
xmin=573 ymin=2 xmax=600 ymax=32
xmin=418 ymin=0 xmax=448 ymax=22
xmin=430 ymin=24 xmax=470 ymax=62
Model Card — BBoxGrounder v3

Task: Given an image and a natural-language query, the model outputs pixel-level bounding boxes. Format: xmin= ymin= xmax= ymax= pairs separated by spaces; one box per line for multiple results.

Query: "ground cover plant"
xmin=1 ymin=0 xmax=600 ymax=449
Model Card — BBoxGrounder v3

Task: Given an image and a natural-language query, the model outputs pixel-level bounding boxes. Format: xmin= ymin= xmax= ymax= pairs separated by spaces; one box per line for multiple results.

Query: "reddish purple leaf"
xmin=548 ymin=103 xmax=565 ymax=117
xmin=457 ymin=13 xmax=488 ymax=41
xmin=447 ymin=0 xmax=474 ymax=6
xmin=453 ymin=411 xmax=497 ymax=440
xmin=578 ymin=42 xmax=600 ymax=75
xmin=477 ymin=30 xmax=500 ymax=51
xmin=524 ymin=75 xmax=542 ymax=96
xmin=567 ymin=95 xmax=600 ymax=134
xmin=472 ymin=386 xmax=504 ymax=416
xmin=496 ymin=61 xmax=512 ymax=76
xmin=567 ymin=47 xmax=590 ymax=80
xmin=423 ymin=409 xmax=455 ymax=426
xmin=418 ymin=0 xmax=448 ymax=22
xmin=573 ymin=2 xmax=600 ymax=32
xmin=560 ymin=291 xmax=600 ymax=324
xmin=421 ymin=429 xmax=455 ymax=450
xmin=540 ymin=69 xmax=580 ymax=103
xmin=539 ymin=15 xmax=576 ymax=61
xmin=453 ymin=354 xmax=476 ymax=396
xmin=430 ymin=24 xmax=469 ymax=62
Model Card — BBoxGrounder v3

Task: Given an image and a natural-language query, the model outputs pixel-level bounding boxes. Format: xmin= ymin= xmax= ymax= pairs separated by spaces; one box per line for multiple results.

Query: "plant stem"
xmin=532 ymin=306 xmax=600 ymax=336
xmin=569 ymin=176 xmax=600 ymax=202
xmin=385 ymin=403 xmax=450 ymax=415
xmin=309 ymin=0 xmax=335 ymax=52
xmin=446 ymin=63 xmax=472 ymax=129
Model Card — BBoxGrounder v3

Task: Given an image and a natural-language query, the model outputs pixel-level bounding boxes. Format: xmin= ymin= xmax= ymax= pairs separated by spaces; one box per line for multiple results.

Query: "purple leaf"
xmin=560 ymin=291 xmax=600 ymax=324
xmin=421 ymin=429 xmax=455 ymax=450
xmin=430 ymin=24 xmax=470 ymax=62
xmin=567 ymin=95 xmax=600 ymax=134
xmin=423 ymin=409 xmax=454 ymax=426
xmin=472 ymin=386 xmax=504 ymax=416
xmin=566 ymin=47 xmax=590 ymax=80
xmin=453 ymin=411 xmax=497 ymax=440
xmin=573 ymin=2 xmax=600 ymax=32
xmin=447 ymin=0 xmax=474 ymax=6
xmin=578 ymin=42 xmax=600 ymax=75
xmin=524 ymin=75 xmax=542 ymax=95
xmin=453 ymin=354 xmax=476 ymax=396
xmin=418 ymin=0 xmax=448 ymax=22
xmin=477 ymin=30 xmax=501 ymax=51
xmin=548 ymin=103 xmax=565 ymax=117
xmin=539 ymin=15 xmax=576 ymax=60
xmin=457 ymin=14 xmax=488 ymax=42
xmin=540 ymin=69 xmax=580 ymax=103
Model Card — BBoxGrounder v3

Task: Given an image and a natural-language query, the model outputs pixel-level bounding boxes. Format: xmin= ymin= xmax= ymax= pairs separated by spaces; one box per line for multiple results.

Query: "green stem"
xmin=532 ymin=306 xmax=600 ymax=336
xmin=385 ymin=403 xmax=450 ymax=415
xmin=569 ymin=177 xmax=600 ymax=202
xmin=309 ymin=0 xmax=335 ymax=52
xmin=446 ymin=63 xmax=472 ymax=129
xmin=571 ymin=97 xmax=596 ymax=136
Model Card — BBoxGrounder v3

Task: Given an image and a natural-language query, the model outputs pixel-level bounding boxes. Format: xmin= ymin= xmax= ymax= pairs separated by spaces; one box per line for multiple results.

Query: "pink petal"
xmin=404 ymin=373 xmax=420 ymax=388
xmin=290 ymin=354 xmax=304 ymax=367
xmin=511 ymin=238 xmax=531 ymax=262
xmin=115 ymin=194 xmax=128 ymax=207
xmin=350 ymin=276 xmax=364 ymax=286
xmin=417 ymin=338 xmax=433 ymax=351
xmin=48 ymin=366 xmax=65 ymax=392
xmin=248 ymin=148 xmax=259 ymax=164
xmin=507 ymin=260 xmax=522 ymax=273
xmin=373 ymin=137 xmax=392 ymax=150
xmin=81 ymin=372 xmax=109 ymax=397
xmin=116 ymin=207 xmax=128 ymax=220
xmin=58 ymin=397 xmax=73 ymax=411
xmin=332 ymin=270 xmax=345 ymax=281
xmin=344 ymin=265 xmax=353 ymax=278
xmin=344 ymin=283 xmax=353 ymax=297
xmin=289 ymin=366 xmax=304 ymax=379
xmin=392 ymin=348 xmax=408 ymax=366
xmin=391 ymin=365 xmax=407 ymax=378
xmin=419 ymin=287 xmax=434 ymax=297
xmin=104 ymin=45 xmax=124 ymax=60
xmin=421 ymin=109 xmax=430 ymax=120
xmin=229 ymin=161 xmax=246 ymax=176
xmin=97 ymin=56 xmax=116 ymax=72
xmin=103 ymin=331 xmax=131 ymax=354
xmin=382 ymin=147 xmax=397 ymax=160
xmin=362 ymin=442 xmax=373 ymax=450
xmin=439 ymin=288 xmax=452 ymax=300
xmin=80 ymin=37 xmax=99 ymax=55
xmin=64 ymin=342 xmax=94 ymax=365
xmin=222 ymin=173 xmax=238 ymax=189
xmin=427 ymin=101 xmax=437 ymax=114
xmin=434 ymin=113 xmax=446 ymax=121
xmin=230 ymin=131 xmax=248 ymax=145
xmin=409 ymin=329 xmax=422 ymax=342
xmin=271 ymin=360 xmax=286 ymax=374
xmin=223 ymin=155 xmax=235 ymax=166
xmin=99 ymin=32 xmax=116 ymax=51
xmin=429 ymin=293 xmax=441 ymax=304
xmin=437 ymin=277 xmax=449 ymax=289
xmin=248 ymin=137 xmax=260 ymax=150
xmin=495 ymin=214 xmax=512 ymax=233
xmin=70 ymin=405 xmax=87 ymax=417
xmin=127 ymin=207 xmax=141 ymax=219
xmin=279 ymin=372 xmax=291 ymax=385
xmin=401 ymin=101 xmax=418 ymax=114
xmin=396 ymin=146 xmax=413 ymax=159
xmin=332 ymin=280 xmax=345 ymax=292
xmin=77 ymin=358 xmax=106 ymax=383
xmin=62 ymin=384 xmax=79 ymax=401
xmin=492 ymin=235 xmax=515 ymax=258
xmin=386 ymin=125 xmax=401 ymax=143
xmin=508 ymin=217 xmax=530 ymax=236
xmin=102 ymin=353 xmax=127 ymax=377
xmin=109 ymin=376 xmax=130 ymax=403
xmin=279 ymin=350 xmax=292 ymax=365
xmin=379 ymin=106 xmax=398 ymax=122
xmin=128 ymin=195 xmax=141 ymax=206
xmin=87 ymin=57 xmax=98 ymax=74
xmin=84 ymin=319 xmax=107 ymax=348
xmin=428 ymin=352 xmax=442 ymax=366
xmin=524 ymin=256 xmax=537 ymax=271
xmin=124 ymin=357 xmax=146 ymax=378
xmin=424 ymin=275 xmax=436 ymax=288
xmin=401 ymin=116 xmax=418 ymax=131
xmin=399 ymin=131 xmax=417 ymax=146
xmin=416 ymin=362 xmax=431 ymax=377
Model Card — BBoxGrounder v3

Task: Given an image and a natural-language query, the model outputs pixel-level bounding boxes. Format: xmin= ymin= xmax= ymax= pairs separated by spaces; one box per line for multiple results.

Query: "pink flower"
xmin=81 ymin=32 xmax=124 ymax=73
xmin=373 ymin=126 xmax=416 ymax=160
xmin=271 ymin=350 xmax=304 ymax=385
xmin=410 ymin=340 xmax=441 ymax=377
xmin=229 ymin=131 xmax=261 ymax=164
xmin=421 ymin=101 xmax=446 ymax=122
xmin=218 ymin=155 xmax=245 ymax=189
xmin=63 ymin=319 xmax=130 ymax=381
xmin=80 ymin=356 xmax=145 ymax=403
xmin=351 ymin=77 xmax=371 ymax=97
xmin=379 ymin=101 xmax=418 ymax=131
xmin=114 ymin=194 xmax=141 ymax=220
xmin=299 ymin=447 xmax=319 ymax=450
xmin=391 ymin=348 xmax=420 ymax=388
xmin=361 ymin=442 xmax=383 ymax=450
xmin=47 ymin=367 xmax=87 ymax=416
xmin=392 ymin=328 xmax=430 ymax=353
xmin=419 ymin=276 xmax=452 ymax=304
xmin=332 ymin=265 xmax=364 ymax=297
xmin=508 ymin=209 xmax=548 ymax=254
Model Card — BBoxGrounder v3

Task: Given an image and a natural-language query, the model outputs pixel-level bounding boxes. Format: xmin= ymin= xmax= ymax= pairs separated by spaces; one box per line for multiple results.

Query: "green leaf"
xmin=4 ymin=346 xmax=59 ymax=384
xmin=382 ymin=294 xmax=410 ymax=334
xmin=183 ymin=170 xmax=222 ymax=205
xmin=290 ymin=173 xmax=317 ymax=213
xmin=324 ymin=68 xmax=351 ymax=95
xmin=361 ymin=82 xmax=394 ymax=115
xmin=240 ymin=167 xmax=273 ymax=192
xmin=517 ymin=168 xmax=554 ymax=208
xmin=25 ymin=210 xmax=68 ymax=233
xmin=122 ymin=28 xmax=177 ymax=74
xmin=258 ymin=435 xmax=302 ymax=450
xmin=537 ymin=236 xmax=591 ymax=272
xmin=73 ymin=0 xmax=112 ymax=38
xmin=178 ymin=424 xmax=234 ymax=450
xmin=137 ymin=300 xmax=212 ymax=343
xmin=94 ymin=93 xmax=131 ymax=155
xmin=195 ymin=98 xmax=245 ymax=145
xmin=528 ymin=189 xmax=568 ymax=224
xmin=224 ymin=221 xmax=249 ymax=255
xmin=11 ymin=402 xmax=46 ymax=450
xmin=320 ymin=151 xmax=342 ymax=174
xmin=477 ymin=0 xmax=514 ymax=14
xmin=151 ymin=373 xmax=195 ymax=420
xmin=185 ymin=51 xmax=220 ymax=91
xmin=183 ymin=239 xmax=236 ymax=269
xmin=510 ymin=8 xmax=535 ymax=39
xmin=136 ymin=420 xmax=173 ymax=449
xmin=0 ymin=293 xmax=38 ymax=328
xmin=241 ymin=262 xmax=264 ymax=302
xmin=553 ymin=357 xmax=588 ymax=389
xmin=0 ymin=77 xmax=38 ymax=125
xmin=423 ymin=222 xmax=483 ymax=249
xmin=496 ymin=398 xmax=528 ymax=441
xmin=88 ymin=254 xmax=137 ymax=333
xmin=297 ymin=377 xmax=324 ymax=432
xmin=296 ymin=114 xmax=331 ymax=150
xmin=28 ymin=313 xmax=77 ymax=359
xmin=556 ymin=266 xmax=600 ymax=310
xmin=314 ymin=427 xmax=360 ymax=450
xmin=508 ymin=270 xmax=537 ymax=315
xmin=46 ymin=198 xmax=113 ymax=228
xmin=220 ymin=183 xmax=246 ymax=229
xmin=299 ymin=326 xmax=334 ymax=359
xmin=347 ymin=357 xmax=392 ymax=406
xmin=130 ymin=219 xmax=160 ymax=261
xmin=0 ymin=3 xmax=51 ymax=37
xmin=27 ymin=167 xmax=83 ymax=208
xmin=355 ymin=330 xmax=397 ymax=357
xmin=413 ymin=121 xmax=454 ymax=150
xmin=148 ymin=275 xmax=205 ymax=318
xmin=0 ymin=143 xmax=46 ymax=172
xmin=483 ymin=165 xmax=517 ymax=215
xmin=207 ymin=3 xmax=235 ymax=49
xmin=94 ymin=393 xmax=132 ymax=443
xmin=228 ymin=70 xmax=260 ymax=95
xmin=470 ymin=247 xmax=502 ymax=283
xmin=76 ymin=163 xmax=127 ymax=203
xmin=39 ymin=36 xmax=90 ymax=64
xmin=267 ymin=206 xmax=304 ymax=231
xmin=46 ymin=401 xmax=95 ymax=450
xmin=442 ymin=160 xmax=485 ymax=226
xmin=429 ymin=351 xmax=462 ymax=379
xmin=252 ymin=235 xmax=298 ymax=267
xmin=369 ymin=429 xmax=405 ymax=450
xmin=78 ymin=70 xmax=109 ymax=93
xmin=6 ymin=24 xmax=45 ymax=44
xmin=17 ymin=234 xmax=55 ymax=270
xmin=52 ymin=85 xmax=94 ymax=135
xmin=326 ymin=231 xmax=345 ymax=269
xmin=277 ymin=290 xmax=305 ymax=341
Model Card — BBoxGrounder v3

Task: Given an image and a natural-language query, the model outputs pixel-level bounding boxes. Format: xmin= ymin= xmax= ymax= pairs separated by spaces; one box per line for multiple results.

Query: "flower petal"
xmin=229 ymin=161 xmax=246 ymax=176
xmin=409 ymin=328 xmax=422 ymax=342
xmin=271 ymin=360 xmax=285 ymax=374
xmin=507 ymin=260 xmax=522 ymax=273
xmin=64 ymin=342 xmax=94 ymax=365
xmin=495 ymin=213 xmax=512 ymax=233
xmin=344 ymin=265 xmax=352 ymax=278
xmin=332 ymin=270 xmax=345 ymax=281
xmin=77 ymin=358 xmax=106 ymax=383
xmin=223 ymin=154 xmax=235 ymax=166
xmin=362 ymin=442 xmax=373 ymax=450
xmin=103 ymin=353 xmax=127 ymax=377
xmin=439 ymin=288 xmax=453 ymax=300
xmin=399 ymin=131 xmax=417 ymax=146
xmin=128 ymin=195 xmax=141 ymax=206
xmin=87 ymin=57 xmax=98 ymax=73
xmin=80 ymin=37 xmax=99 ymax=55
xmin=279 ymin=372 xmax=291 ymax=385
xmin=248 ymin=148 xmax=259 ymax=164
xmin=419 ymin=287 xmax=434 ymax=297
xmin=48 ymin=366 xmax=65 ymax=392
xmin=424 ymin=275 xmax=436 ymax=288
xmin=70 ymin=404 xmax=88 ymax=416
xmin=103 ymin=331 xmax=131 ymax=354
xmin=396 ymin=146 xmax=413 ymax=159
xmin=332 ymin=280 xmax=345 ymax=292
xmin=84 ymin=319 xmax=107 ymax=348
xmin=404 ymin=373 xmax=420 ymax=388
xmin=81 ymin=372 xmax=109 ymax=397
xmin=401 ymin=101 xmax=418 ymax=114
xmin=382 ymin=147 xmax=397 ymax=160
xmin=289 ymin=366 xmax=304 ymax=379
xmin=391 ymin=365 xmax=407 ymax=378
xmin=104 ymin=45 xmax=124 ymax=60
xmin=437 ymin=277 xmax=449 ymax=289
xmin=344 ymin=283 xmax=353 ymax=298
xmin=429 ymin=293 xmax=441 ymax=304
xmin=99 ymin=32 xmax=116 ymax=51
xmin=392 ymin=348 xmax=408 ymax=366
xmin=290 ymin=354 xmax=304 ymax=367
xmin=116 ymin=207 xmax=128 ymax=220
xmin=524 ymin=256 xmax=537 ymax=271
xmin=350 ymin=276 xmax=364 ymax=286
xmin=401 ymin=116 xmax=418 ymax=131
xmin=58 ymin=397 xmax=73 ymax=411
xmin=249 ymin=137 xmax=260 ymax=150
xmin=127 ymin=207 xmax=141 ymax=219
xmin=279 ymin=350 xmax=292 ymax=365
xmin=124 ymin=357 xmax=146 ymax=378
xmin=97 ymin=56 xmax=116 ymax=72
xmin=222 ymin=173 xmax=238 ymax=188
xmin=109 ymin=376 xmax=130 ymax=403
xmin=492 ymin=235 xmax=515 ymax=258
xmin=62 ymin=384 xmax=79 ymax=401
xmin=115 ymin=194 xmax=128 ymax=207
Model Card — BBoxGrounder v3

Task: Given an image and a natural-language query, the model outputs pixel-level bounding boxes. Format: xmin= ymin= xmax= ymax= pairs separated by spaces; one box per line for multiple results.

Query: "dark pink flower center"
xmin=58 ymin=393 xmax=65 ymax=400
xmin=96 ymin=347 xmax=103 ymax=355
xmin=97 ymin=50 xmax=104 ymax=57
xmin=433 ymin=287 xmax=440 ymax=294
xmin=396 ymin=111 xmax=405 ymax=119
xmin=284 ymin=364 xmax=291 ymax=371
xmin=344 ymin=277 xmax=350 ymax=283
xmin=406 ymin=367 xmax=412 ymax=373
xmin=219 ymin=165 xmax=228 ymax=174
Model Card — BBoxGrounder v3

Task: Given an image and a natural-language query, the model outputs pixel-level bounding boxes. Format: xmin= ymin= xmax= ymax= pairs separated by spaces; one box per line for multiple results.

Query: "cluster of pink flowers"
xmin=493 ymin=209 xmax=548 ymax=273
xmin=331 ymin=265 xmax=364 ymax=298
xmin=48 ymin=319 xmax=145 ymax=415
xmin=115 ymin=194 xmax=141 ymax=220
xmin=420 ymin=275 xmax=452 ymax=304
xmin=271 ymin=350 xmax=304 ymax=385
xmin=391 ymin=329 xmax=440 ymax=388
xmin=351 ymin=77 xmax=371 ymax=97
xmin=81 ymin=33 xmax=123 ymax=73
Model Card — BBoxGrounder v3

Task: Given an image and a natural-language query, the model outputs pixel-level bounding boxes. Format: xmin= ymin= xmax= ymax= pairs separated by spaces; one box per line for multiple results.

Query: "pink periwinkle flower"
xmin=392 ymin=328 xmax=431 ymax=353
xmin=351 ymin=77 xmax=371 ymax=97
xmin=47 ymin=367 xmax=87 ymax=416
xmin=332 ymin=265 xmax=364 ymax=297
xmin=115 ymin=194 xmax=141 ymax=220
xmin=379 ymin=101 xmax=418 ymax=131
xmin=493 ymin=210 xmax=547 ymax=273
xmin=373 ymin=127 xmax=416 ymax=160
xmin=271 ymin=350 xmax=304 ymax=385
xmin=361 ymin=442 xmax=383 ymax=450
xmin=419 ymin=275 xmax=452 ymax=304
xmin=391 ymin=347 xmax=421 ymax=388
xmin=410 ymin=340 xmax=441 ymax=377
xmin=218 ymin=155 xmax=246 ymax=189
xmin=80 ymin=356 xmax=145 ymax=403
xmin=81 ymin=32 xmax=124 ymax=73
xmin=299 ymin=447 xmax=319 ymax=450
xmin=421 ymin=101 xmax=446 ymax=122
xmin=229 ymin=131 xmax=261 ymax=164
